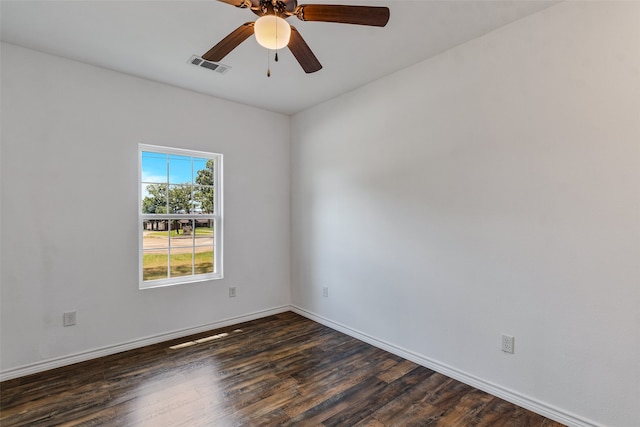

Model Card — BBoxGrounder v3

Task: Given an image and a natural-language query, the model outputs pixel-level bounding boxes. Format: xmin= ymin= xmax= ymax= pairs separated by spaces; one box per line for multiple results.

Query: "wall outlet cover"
xmin=63 ymin=311 xmax=76 ymax=327
xmin=501 ymin=334 xmax=515 ymax=354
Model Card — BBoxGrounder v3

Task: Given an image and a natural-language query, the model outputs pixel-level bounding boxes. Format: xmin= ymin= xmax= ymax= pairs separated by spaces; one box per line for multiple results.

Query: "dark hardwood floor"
xmin=1 ymin=311 xmax=565 ymax=426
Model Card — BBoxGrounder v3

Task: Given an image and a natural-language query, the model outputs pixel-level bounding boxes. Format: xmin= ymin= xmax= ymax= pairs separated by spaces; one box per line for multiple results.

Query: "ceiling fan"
xmin=203 ymin=0 xmax=390 ymax=74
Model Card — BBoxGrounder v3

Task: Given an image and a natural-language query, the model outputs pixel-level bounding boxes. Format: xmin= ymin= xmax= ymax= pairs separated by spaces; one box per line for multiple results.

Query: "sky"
xmin=141 ymin=151 xmax=211 ymax=185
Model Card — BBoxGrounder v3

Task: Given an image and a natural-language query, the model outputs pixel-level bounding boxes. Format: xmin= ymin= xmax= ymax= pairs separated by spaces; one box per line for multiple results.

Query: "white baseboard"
xmin=291 ymin=305 xmax=602 ymax=427
xmin=0 ymin=305 xmax=290 ymax=382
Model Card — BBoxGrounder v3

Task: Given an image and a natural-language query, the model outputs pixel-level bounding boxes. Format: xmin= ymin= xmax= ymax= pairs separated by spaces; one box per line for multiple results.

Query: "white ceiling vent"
xmin=188 ymin=55 xmax=231 ymax=74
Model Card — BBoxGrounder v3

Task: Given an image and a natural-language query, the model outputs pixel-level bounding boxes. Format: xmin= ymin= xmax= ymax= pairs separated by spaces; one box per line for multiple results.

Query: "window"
xmin=139 ymin=144 xmax=222 ymax=289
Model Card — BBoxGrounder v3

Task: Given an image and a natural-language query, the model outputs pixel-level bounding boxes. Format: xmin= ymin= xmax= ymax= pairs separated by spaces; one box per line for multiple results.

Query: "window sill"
xmin=139 ymin=273 xmax=223 ymax=290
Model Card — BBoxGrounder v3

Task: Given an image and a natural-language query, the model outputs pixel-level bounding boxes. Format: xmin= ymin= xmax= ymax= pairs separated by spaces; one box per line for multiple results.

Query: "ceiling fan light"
xmin=254 ymin=15 xmax=291 ymax=50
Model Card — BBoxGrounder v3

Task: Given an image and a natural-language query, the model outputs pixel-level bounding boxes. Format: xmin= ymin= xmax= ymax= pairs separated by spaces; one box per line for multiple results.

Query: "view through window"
xmin=139 ymin=145 xmax=222 ymax=288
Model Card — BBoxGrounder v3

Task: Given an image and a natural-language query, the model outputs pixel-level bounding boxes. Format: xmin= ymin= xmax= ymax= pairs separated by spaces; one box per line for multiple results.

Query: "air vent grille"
xmin=188 ymin=55 xmax=231 ymax=74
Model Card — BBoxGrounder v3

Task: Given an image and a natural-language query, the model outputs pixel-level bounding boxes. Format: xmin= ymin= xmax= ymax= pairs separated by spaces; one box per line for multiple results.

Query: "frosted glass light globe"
xmin=254 ymin=15 xmax=291 ymax=50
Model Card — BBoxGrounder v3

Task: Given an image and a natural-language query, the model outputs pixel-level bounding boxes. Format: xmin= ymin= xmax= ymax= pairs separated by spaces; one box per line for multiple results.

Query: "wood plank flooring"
xmin=0 ymin=311 xmax=565 ymax=426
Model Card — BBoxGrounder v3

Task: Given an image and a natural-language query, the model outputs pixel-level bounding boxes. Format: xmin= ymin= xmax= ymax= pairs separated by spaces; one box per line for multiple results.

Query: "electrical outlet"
xmin=322 ymin=287 xmax=329 ymax=297
xmin=501 ymin=334 xmax=514 ymax=354
xmin=63 ymin=311 xmax=76 ymax=327
xmin=229 ymin=287 xmax=236 ymax=298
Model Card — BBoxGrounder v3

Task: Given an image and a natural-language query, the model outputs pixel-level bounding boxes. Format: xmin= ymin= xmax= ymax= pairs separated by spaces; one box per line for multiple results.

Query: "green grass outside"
xmin=146 ymin=227 xmax=213 ymax=238
xmin=143 ymin=251 xmax=214 ymax=281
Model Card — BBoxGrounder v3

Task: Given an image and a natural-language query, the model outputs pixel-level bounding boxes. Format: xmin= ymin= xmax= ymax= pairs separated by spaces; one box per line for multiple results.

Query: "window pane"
xmin=194 ymin=246 xmax=214 ymax=275
xmin=168 ymin=185 xmax=193 ymax=213
xmin=141 ymin=152 xmax=167 ymax=184
xmin=142 ymin=220 xmax=169 ymax=281
xmin=194 ymin=219 xmax=214 ymax=234
xmin=193 ymin=185 xmax=214 ymax=214
xmin=194 ymin=221 xmax=214 ymax=245
xmin=141 ymin=184 xmax=168 ymax=214
xmin=170 ymin=251 xmax=193 ymax=278
xmin=194 ymin=220 xmax=214 ymax=274
xmin=194 ymin=158 xmax=214 ymax=186
xmin=170 ymin=219 xmax=194 ymax=248
xmin=169 ymin=155 xmax=192 ymax=185
xmin=143 ymin=220 xmax=169 ymax=249
xmin=143 ymin=249 xmax=169 ymax=281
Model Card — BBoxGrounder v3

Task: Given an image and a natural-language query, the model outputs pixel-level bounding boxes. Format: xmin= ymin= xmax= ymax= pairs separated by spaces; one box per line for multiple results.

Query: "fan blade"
xmin=295 ymin=5 xmax=389 ymax=27
xmin=202 ymin=23 xmax=255 ymax=62
xmin=288 ymin=27 xmax=322 ymax=73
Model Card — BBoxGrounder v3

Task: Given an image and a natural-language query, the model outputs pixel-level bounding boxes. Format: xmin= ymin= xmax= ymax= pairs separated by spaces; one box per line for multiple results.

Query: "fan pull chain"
xmin=275 ymin=18 xmax=279 ymax=63
xmin=267 ymin=49 xmax=271 ymax=77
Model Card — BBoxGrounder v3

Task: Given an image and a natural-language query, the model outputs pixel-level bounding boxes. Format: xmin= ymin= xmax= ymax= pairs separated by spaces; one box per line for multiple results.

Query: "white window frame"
xmin=138 ymin=144 xmax=223 ymax=289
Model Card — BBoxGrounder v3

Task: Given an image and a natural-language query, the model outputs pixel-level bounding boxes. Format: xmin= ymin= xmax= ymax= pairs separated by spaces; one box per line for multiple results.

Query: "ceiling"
xmin=1 ymin=0 xmax=557 ymax=115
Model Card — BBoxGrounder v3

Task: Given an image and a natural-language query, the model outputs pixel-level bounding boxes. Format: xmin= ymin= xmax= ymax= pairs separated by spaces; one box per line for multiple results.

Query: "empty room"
xmin=1 ymin=0 xmax=638 ymax=426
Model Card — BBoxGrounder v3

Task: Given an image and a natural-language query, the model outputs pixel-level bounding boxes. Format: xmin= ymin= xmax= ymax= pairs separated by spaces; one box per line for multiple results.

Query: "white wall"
xmin=291 ymin=2 xmax=640 ymax=427
xmin=1 ymin=43 xmax=291 ymax=374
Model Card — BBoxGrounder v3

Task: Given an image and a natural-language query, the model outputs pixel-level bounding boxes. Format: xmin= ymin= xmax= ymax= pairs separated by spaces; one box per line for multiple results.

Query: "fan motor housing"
xmin=253 ymin=0 xmax=291 ymax=17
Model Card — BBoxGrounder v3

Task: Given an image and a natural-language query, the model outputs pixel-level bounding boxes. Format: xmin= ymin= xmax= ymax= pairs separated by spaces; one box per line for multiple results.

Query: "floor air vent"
xmin=188 ymin=55 xmax=231 ymax=74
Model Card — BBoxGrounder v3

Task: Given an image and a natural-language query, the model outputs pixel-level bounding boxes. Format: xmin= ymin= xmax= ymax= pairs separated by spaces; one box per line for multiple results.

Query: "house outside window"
xmin=139 ymin=144 xmax=223 ymax=289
